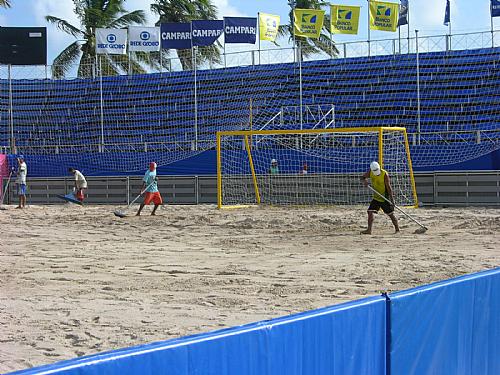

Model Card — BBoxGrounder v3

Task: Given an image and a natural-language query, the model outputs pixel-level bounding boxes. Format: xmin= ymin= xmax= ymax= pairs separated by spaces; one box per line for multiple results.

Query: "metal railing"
xmin=2 ymin=172 xmax=499 ymax=206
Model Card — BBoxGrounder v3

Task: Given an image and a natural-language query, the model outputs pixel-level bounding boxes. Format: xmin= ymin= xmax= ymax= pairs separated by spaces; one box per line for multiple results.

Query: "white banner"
xmin=96 ymin=28 xmax=127 ymax=55
xmin=128 ymin=27 xmax=160 ymax=52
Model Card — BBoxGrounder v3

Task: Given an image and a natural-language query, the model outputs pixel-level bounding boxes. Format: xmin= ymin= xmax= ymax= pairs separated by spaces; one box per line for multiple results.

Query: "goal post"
xmin=217 ymin=127 xmax=418 ymax=209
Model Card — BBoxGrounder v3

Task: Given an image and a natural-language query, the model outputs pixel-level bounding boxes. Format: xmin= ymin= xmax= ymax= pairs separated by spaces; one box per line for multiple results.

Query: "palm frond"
xmin=51 ymin=41 xmax=82 ymax=79
xmin=108 ymin=10 xmax=146 ymax=28
xmin=45 ymin=16 xmax=84 ymax=38
xmin=0 ymin=0 xmax=11 ymax=8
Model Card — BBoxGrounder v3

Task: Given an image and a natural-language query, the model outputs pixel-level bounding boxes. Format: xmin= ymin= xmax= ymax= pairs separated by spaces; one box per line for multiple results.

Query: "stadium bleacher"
xmin=0 ymin=46 xmax=499 ymax=175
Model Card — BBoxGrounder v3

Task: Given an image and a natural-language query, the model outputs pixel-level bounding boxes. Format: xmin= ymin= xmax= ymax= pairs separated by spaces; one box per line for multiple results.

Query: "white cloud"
xmin=32 ymin=0 xmax=80 ymax=64
xmin=125 ymin=0 xmax=157 ymax=25
xmin=213 ymin=0 xmax=246 ymax=17
xmin=411 ymin=0 xmax=447 ymax=33
xmin=33 ymin=0 xmax=79 ymax=27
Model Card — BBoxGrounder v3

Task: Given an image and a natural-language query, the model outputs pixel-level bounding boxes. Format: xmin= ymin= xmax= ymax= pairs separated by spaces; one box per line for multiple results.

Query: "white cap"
xmin=370 ymin=161 xmax=381 ymax=176
xmin=271 ymin=159 xmax=277 ymax=163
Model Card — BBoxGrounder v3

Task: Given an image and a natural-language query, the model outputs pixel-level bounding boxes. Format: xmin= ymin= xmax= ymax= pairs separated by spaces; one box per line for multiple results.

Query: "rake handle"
xmin=125 ymin=180 xmax=157 ymax=208
xmin=367 ymin=185 xmax=427 ymax=230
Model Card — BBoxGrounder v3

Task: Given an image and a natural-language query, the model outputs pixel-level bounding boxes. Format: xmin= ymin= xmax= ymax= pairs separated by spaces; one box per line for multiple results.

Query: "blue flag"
xmin=492 ymin=0 xmax=500 ymax=17
xmin=161 ymin=23 xmax=191 ymax=49
xmin=191 ymin=20 xmax=224 ymax=47
xmin=398 ymin=0 xmax=409 ymax=27
xmin=224 ymin=17 xmax=257 ymax=44
xmin=443 ymin=0 xmax=450 ymax=26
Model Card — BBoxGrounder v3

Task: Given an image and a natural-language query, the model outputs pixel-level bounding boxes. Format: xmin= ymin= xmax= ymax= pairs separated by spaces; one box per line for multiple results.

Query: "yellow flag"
xmin=330 ymin=5 xmax=361 ymax=35
xmin=259 ymin=13 xmax=280 ymax=42
xmin=369 ymin=1 xmax=399 ymax=32
xmin=293 ymin=8 xmax=325 ymax=38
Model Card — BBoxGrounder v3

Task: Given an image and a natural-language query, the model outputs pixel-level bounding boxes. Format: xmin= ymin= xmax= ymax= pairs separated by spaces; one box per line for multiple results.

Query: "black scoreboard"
xmin=0 ymin=27 xmax=47 ymax=65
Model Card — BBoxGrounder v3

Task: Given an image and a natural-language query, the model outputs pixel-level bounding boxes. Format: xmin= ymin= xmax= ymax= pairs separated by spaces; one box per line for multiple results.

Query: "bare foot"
xmin=360 ymin=229 xmax=371 ymax=235
xmin=394 ymin=229 xmax=400 ymax=234
xmin=15 ymin=206 xmax=22 ymax=209
xmin=135 ymin=213 xmax=141 ymax=216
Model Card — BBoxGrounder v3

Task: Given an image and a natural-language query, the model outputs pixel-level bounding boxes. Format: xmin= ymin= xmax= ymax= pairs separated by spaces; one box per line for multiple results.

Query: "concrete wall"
xmin=2 ymin=172 xmax=499 ymax=206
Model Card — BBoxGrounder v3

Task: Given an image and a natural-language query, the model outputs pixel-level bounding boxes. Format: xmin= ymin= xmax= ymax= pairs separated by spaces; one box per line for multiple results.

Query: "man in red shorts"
xmin=136 ymin=162 xmax=163 ymax=216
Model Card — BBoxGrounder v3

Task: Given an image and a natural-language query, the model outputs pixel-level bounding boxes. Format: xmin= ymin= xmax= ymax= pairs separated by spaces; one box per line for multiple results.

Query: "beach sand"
xmin=1 ymin=204 xmax=499 ymax=372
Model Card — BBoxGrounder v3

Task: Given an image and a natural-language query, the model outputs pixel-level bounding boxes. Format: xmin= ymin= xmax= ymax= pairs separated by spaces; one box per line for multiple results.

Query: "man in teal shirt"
xmin=136 ymin=162 xmax=163 ymax=216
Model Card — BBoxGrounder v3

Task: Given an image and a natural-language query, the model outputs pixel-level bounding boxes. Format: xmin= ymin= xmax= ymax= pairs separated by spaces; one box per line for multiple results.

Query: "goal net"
xmin=217 ymin=127 xmax=418 ymax=208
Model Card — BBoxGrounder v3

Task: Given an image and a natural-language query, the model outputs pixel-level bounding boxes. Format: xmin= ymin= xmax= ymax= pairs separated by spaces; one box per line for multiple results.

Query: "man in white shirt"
xmin=16 ymin=156 xmax=27 ymax=209
xmin=69 ymin=168 xmax=87 ymax=202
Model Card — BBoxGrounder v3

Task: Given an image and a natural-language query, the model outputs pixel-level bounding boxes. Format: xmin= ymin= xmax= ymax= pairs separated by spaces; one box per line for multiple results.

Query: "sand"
xmin=0 ymin=203 xmax=499 ymax=373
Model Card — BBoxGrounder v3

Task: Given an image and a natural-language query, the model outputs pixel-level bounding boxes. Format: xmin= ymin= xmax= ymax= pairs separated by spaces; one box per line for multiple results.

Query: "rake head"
xmin=113 ymin=210 xmax=127 ymax=218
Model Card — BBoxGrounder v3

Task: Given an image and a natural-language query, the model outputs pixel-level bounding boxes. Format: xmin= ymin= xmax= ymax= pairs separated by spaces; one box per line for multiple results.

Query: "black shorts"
xmin=368 ymin=199 xmax=394 ymax=215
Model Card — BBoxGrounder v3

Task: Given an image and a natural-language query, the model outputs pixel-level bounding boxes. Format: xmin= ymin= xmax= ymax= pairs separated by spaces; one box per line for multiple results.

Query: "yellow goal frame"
xmin=216 ymin=127 xmax=418 ymax=209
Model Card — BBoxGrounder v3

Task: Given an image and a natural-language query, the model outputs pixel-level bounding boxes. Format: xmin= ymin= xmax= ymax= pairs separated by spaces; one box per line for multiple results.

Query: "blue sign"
xmin=492 ymin=0 xmax=500 ymax=17
xmin=224 ymin=17 xmax=257 ymax=44
xmin=161 ymin=23 xmax=191 ymax=49
xmin=192 ymin=20 xmax=224 ymax=47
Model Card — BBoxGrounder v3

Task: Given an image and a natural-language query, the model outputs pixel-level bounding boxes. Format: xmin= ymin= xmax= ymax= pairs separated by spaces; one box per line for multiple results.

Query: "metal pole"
xmin=407 ymin=5 xmax=410 ymax=54
xmin=415 ymin=30 xmax=421 ymax=146
xmin=193 ymin=46 xmax=198 ymax=151
xmin=128 ymin=50 xmax=132 ymax=75
xmin=99 ymin=56 xmax=105 ymax=151
xmin=299 ymin=42 xmax=303 ymax=131
xmin=258 ymin=12 xmax=261 ymax=65
xmin=330 ymin=24 xmax=334 ymax=58
xmin=159 ymin=50 xmax=163 ymax=73
xmin=398 ymin=26 xmax=401 ymax=54
xmin=292 ymin=1 xmax=297 ymax=63
xmin=367 ymin=0 xmax=371 ymax=57
xmin=223 ymin=18 xmax=227 ymax=68
xmin=448 ymin=22 xmax=452 ymax=51
xmin=8 ymin=65 xmax=14 ymax=153
xmin=491 ymin=4 xmax=495 ymax=48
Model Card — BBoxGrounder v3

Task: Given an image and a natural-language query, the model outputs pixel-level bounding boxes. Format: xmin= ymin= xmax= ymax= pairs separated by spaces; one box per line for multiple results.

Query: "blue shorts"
xmin=18 ymin=184 xmax=27 ymax=196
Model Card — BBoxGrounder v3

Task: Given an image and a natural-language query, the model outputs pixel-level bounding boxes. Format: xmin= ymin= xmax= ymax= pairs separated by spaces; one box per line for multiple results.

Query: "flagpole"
xmin=407 ymin=1 xmax=411 ymax=54
xmin=448 ymin=21 xmax=452 ymax=51
xmin=258 ymin=12 xmax=261 ymax=64
xmin=292 ymin=1 xmax=302 ymax=131
xmin=367 ymin=0 xmax=371 ymax=57
xmin=330 ymin=11 xmax=334 ymax=58
xmin=191 ymin=22 xmax=198 ymax=151
xmin=293 ymin=1 xmax=297 ymax=63
xmin=159 ymin=50 xmax=163 ymax=73
xmin=491 ymin=2 xmax=495 ymax=48
xmin=398 ymin=25 xmax=401 ymax=55
xmin=223 ymin=18 xmax=227 ymax=68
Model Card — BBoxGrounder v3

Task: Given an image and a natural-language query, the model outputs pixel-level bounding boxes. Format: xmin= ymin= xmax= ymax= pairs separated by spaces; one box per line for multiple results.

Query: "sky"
xmin=0 ymin=0 xmax=498 ymax=65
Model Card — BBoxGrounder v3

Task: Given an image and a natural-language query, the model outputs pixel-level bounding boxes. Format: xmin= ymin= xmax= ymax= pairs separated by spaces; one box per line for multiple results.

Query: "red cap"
xmin=149 ymin=162 xmax=157 ymax=171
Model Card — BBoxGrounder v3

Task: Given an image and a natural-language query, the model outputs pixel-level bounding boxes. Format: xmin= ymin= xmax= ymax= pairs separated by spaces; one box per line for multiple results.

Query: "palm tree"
xmin=151 ymin=0 xmax=220 ymax=71
xmin=0 ymin=0 xmax=11 ymax=8
xmin=46 ymin=0 xmax=146 ymax=78
xmin=279 ymin=0 xmax=338 ymax=60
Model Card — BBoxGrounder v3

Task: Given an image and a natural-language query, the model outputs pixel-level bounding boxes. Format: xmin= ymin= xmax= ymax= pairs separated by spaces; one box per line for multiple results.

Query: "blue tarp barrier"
xmin=10 ymin=296 xmax=386 ymax=375
xmin=389 ymin=268 xmax=500 ymax=375
xmin=9 ymin=269 xmax=500 ymax=375
xmin=6 ymin=148 xmax=500 ymax=178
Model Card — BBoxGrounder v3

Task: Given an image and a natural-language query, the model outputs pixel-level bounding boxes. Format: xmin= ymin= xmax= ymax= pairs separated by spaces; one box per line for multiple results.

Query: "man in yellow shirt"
xmin=360 ymin=161 xmax=400 ymax=234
